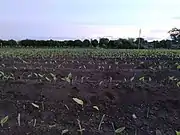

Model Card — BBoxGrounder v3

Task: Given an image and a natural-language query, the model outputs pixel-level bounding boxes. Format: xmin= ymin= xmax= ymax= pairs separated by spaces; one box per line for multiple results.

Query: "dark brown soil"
xmin=0 ymin=56 xmax=179 ymax=135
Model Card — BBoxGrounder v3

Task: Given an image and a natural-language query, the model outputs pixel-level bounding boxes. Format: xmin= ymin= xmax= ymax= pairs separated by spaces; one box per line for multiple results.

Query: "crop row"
xmin=0 ymin=48 xmax=180 ymax=58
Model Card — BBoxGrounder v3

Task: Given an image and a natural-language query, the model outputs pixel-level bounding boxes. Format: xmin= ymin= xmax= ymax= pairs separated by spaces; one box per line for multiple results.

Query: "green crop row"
xmin=0 ymin=48 xmax=180 ymax=58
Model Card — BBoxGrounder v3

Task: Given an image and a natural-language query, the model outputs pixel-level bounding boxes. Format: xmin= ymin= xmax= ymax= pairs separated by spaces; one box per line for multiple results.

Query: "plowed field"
xmin=0 ymin=54 xmax=179 ymax=135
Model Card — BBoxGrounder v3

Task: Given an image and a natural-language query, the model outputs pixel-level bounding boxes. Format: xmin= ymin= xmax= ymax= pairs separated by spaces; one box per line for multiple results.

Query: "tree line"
xmin=0 ymin=27 xmax=179 ymax=49
xmin=0 ymin=38 xmax=178 ymax=49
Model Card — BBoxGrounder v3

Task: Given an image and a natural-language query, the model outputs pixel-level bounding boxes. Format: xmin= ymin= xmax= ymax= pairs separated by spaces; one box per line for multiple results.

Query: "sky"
xmin=0 ymin=0 xmax=180 ymax=41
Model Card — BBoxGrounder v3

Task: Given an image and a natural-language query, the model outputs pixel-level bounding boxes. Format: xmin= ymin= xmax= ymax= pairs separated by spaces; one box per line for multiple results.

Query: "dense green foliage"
xmin=0 ymin=38 xmax=179 ymax=49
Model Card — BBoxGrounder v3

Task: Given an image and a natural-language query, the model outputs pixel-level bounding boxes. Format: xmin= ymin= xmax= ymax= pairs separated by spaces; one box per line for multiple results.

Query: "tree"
xmin=18 ymin=39 xmax=36 ymax=47
xmin=113 ymin=39 xmax=123 ymax=49
xmin=107 ymin=40 xmax=115 ymax=48
xmin=74 ymin=40 xmax=83 ymax=47
xmin=66 ymin=40 xmax=74 ymax=48
xmin=127 ymin=38 xmax=135 ymax=45
xmin=7 ymin=39 xmax=18 ymax=47
xmin=99 ymin=38 xmax=109 ymax=48
xmin=168 ymin=27 xmax=180 ymax=44
xmin=83 ymin=39 xmax=91 ymax=48
xmin=91 ymin=39 xmax=98 ymax=48
xmin=134 ymin=38 xmax=147 ymax=49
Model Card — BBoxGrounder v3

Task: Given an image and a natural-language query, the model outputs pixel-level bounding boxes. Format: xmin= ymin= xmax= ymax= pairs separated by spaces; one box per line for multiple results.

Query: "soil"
xmin=0 ymin=56 xmax=179 ymax=135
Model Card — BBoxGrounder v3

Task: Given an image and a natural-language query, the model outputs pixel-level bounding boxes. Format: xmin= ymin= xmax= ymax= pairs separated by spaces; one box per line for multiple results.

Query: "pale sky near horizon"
xmin=0 ymin=0 xmax=180 ymax=40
